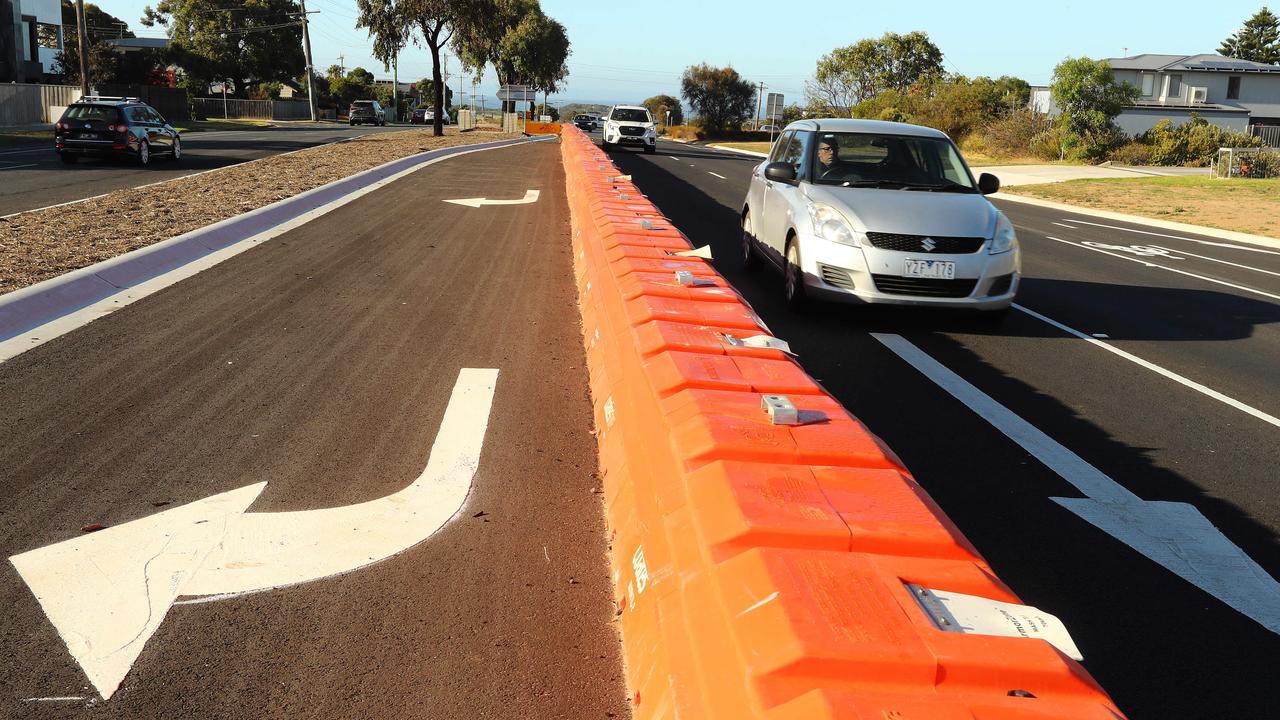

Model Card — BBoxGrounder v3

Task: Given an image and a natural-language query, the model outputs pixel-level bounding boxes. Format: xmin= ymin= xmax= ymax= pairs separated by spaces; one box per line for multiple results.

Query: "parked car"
xmin=349 ymin=100 xmax=386 ymax=126
xmin=54 ymin=97 xmax=181 ymax=166
xmin=410 ymin=107 xmax=450 ymax=125
xmin=600 ymin=106 xmax=656 ymax=153
xmin=740 ymin=118 xmax=1018 ymax=314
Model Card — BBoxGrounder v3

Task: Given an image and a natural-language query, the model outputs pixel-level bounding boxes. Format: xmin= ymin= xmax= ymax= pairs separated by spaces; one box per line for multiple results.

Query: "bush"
xmin=971 ymin=108 xmax=1050 ymax=159
xmin=1240 ymin=149 xmax=1280 ymax=178
xmin=663 ymin=124 xmax=702 ymax=141
xmin=1029 ymin=126 xmax=1076 ymax=160
xmin=1109 ymin=142 xmax=1153 ymax=165
xmin=1143 ymin=115 xmax=1265 ymax=166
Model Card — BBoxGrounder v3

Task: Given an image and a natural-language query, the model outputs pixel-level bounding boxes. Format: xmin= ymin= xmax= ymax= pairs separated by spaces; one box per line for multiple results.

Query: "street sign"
xmin=766 ymin=92 xmax=785 ymax=120
xmin=496 ymin=84 xmax=533 ymax=102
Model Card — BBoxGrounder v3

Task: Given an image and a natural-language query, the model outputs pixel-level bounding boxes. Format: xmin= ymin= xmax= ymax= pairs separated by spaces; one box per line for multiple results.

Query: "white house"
xmin=1 ymin=0 xmax=63 ymax=82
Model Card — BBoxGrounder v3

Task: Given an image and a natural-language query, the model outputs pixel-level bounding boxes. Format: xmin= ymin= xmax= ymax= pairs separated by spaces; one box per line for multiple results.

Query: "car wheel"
xmin=138 ymin=140 xmax=151 ymax=167
xmin=170 ymin=136 xmax=181 ymax=161
xmin=783 ymin=238 xmax=807 ymax=310
xmin=60 ymin=153 xmax=77 ymax=164
xmin=741 ymin=212 xmax=759 ymax=271
xmin=350 ymin=120 xmax=356 ymax=126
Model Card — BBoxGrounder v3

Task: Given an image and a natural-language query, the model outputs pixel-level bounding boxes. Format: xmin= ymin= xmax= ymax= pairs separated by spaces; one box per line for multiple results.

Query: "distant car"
xmin=54 ymin=96 xmax=181 ymax=166
xmin=410 ymin=107 xmax=450 ymax=125
xmin=758 ymin=124 xmax=779 ymax=132
xmin=741 ymin=118 xmax=1018 ymax=314
xmin=573 ymin=114 xmax=595 ymax=130
xmin=601 ymin=106 xmax=656 ymax=154
xmin=349 ymin=100 xmax=386 ymax=126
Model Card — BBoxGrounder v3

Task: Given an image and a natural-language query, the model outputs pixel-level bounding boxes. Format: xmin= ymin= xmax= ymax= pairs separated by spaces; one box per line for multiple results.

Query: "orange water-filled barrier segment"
xmin=559 ymin=124 xmax=1127 ymax=720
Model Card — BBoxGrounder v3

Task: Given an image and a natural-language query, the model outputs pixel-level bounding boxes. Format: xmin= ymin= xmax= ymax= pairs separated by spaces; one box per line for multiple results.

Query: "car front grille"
xmin=818 ymin=264 xmax=856 ymax=290
xmin=871 ymin=274 xmax=977 ymax=298
xmin=866 ymin=232 xmax=985 ymax=254
xmin=619 ymin=126 xmax=645 ymax=136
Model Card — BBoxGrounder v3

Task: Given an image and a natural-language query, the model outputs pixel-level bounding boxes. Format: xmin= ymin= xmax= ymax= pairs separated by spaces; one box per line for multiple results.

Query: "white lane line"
xmin=872 ymin=332 xmax=1280 ymax=636
xmin=0 ymin=163 xmax=38 ymax=171
xmin=707 ymin=171 xmax=726 ymax=180
xmin=0 ymin=147 xmax=47 ymax=156
xmin=1149 ymin=244 xmax=1280 ymax=279
xmin=1064 ymin=219 xmax=1280 ymax=256
xmin=1045 ymin=235 xmax=1280 ymax=303
xmin=1051 ymin=222 xmax=1077 ymax=229
xmin=1012 ymin=303 xmax=1280 ymax=429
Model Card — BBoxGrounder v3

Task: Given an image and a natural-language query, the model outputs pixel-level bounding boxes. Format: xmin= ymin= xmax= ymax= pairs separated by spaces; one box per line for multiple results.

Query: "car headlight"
xmin=807 ymin=203 xmax=861 ymax=247
xmin=990 ymin=213 xmax=1017 ymax=254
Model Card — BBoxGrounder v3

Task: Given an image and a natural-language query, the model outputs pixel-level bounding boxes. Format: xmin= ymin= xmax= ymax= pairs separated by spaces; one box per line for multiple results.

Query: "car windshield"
xmin=610 ymin=108 xmax=650 ymax=123
xmin=810 ymin=132 xmax=976 ymax=191
xmin=63 ymin=105 xmax=122 ymax=122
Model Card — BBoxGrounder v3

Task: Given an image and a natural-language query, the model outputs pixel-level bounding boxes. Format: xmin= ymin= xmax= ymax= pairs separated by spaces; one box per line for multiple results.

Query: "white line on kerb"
xmin=1045 ymin=235 xmax=1280 ymax=303
xmin=1064 ymin=219 xmax=1280 ymax=256
xmin=1012 ymin=303 xmax=1280 ymax=429
xmin=708 ymin=171 xmax=726 ymax=179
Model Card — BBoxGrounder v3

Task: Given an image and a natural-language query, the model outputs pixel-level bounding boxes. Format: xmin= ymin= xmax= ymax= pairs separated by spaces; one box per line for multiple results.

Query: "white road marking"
xmin=10 ymin=368 xmax=498 ymax=700
xmin=1013 ymin=303 xmax=1280 ymax=429
xmin=1148 ymin=244 xmax=1280 ymax=279
xmin=1092 ymin=333 xmax=1110 ymax=339
xmin=1079 ymin=241 xmax=1184 ymax=260
xmin=1045 ymin=235 xmax=1280 ymax=303
xmin=1063 ymin=219 xmax=1280 ymax=256
xmin=444 ymin=189 xmax=539 ymax=207
xmin=0 ymin=163 xmax=37 ymax=171
xmin=1051 ymin=222 xmax=1077 ymax=230
xmin=872 ymin=332 xmax=1280 ymax=636
xmin=0 ymin=147 xmax=47 ymax=156
xmin=707 ymin=171 xmax=727 ymax=180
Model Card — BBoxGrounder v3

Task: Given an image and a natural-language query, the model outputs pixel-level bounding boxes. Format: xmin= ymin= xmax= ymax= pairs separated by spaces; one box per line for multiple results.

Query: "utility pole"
xmin=754 ymin=81 xmax=766 ymax=131
xmin=392 ymin=52 xmax=398 ymax=122
xmin=74 ymin=0 xmax=90 ymax=96
xmin=299 ymin=0 xmax=318 ymax=121
xmin=337 ymin=54 xmax=345 ymax=74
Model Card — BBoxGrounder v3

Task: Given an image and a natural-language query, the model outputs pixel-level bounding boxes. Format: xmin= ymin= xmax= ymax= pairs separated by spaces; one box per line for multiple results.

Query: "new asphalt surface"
xmin=0 ymin=138 xmax=629 ymax=717
xmin=601 ymin=132 xmax=1280 ymax=720
xmin=0 ymin=123 xmax=405 ymax=216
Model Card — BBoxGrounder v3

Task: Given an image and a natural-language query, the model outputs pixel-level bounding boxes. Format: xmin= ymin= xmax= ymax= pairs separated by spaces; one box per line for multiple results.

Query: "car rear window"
xmin=352 ymin=101 xmax=373 ymax=108
xmin=62 ymin=105 xmax=122 ymax=122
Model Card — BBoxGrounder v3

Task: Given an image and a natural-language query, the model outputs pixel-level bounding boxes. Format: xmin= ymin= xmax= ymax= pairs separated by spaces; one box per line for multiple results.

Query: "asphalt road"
xmin=601 ymin=132 xmax=1280 ymax=720
xmin=0 ymin=138 xmax=629 ymax=718
xmin=0 ymin=123 xmax=406 ymax=217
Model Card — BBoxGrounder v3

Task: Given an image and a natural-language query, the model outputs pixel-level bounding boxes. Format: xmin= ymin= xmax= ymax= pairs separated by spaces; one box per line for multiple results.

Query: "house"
xmin=1107 ymin=54 xmax=1280 ymax=135
xmin=1 ymin=0 xmax=63 ymax=82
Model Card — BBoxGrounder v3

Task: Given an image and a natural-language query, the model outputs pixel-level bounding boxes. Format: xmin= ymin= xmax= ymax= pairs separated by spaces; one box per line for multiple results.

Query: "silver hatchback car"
xmin=741 ymin=118 xmax=1020 ymax=313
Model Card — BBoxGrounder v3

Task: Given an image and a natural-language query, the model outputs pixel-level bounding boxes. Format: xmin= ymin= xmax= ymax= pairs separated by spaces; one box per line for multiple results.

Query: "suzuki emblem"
xmin=921 ymin=237 xmax=937 ymax=252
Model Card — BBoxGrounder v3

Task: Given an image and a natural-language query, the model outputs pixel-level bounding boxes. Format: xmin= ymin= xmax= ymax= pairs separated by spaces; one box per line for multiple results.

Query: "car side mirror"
xmin=978 ymin=173 xmax=1000 ymax=195
xmin=765 ymin=162 xmax=797 ymax=183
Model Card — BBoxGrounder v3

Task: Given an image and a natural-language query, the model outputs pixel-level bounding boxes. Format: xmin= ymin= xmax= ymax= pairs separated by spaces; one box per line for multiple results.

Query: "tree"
xmin=415 ymin=78 xmax=454 ymax=107
xmin=804 ymin=31 xmax=944 ymax=113
xmin=1050 ymin=57 xmax=1138 ymax=137
xmin=1219 ymin=7 xmax=1280 ymax=64
xmin=642 ymin=94 xmax=683 ymax=125
xmin=141 ymin=0 xmax=304 ymax=95
xmin=680 ymin=63 xmax=754 ymax=134
xmin=356 ymin=0 xmax=410 ymax=120
xmin=55 ymin=0 xmax=163 ymax=85
xmin=452 ymin=1 xmax=570 ymax=112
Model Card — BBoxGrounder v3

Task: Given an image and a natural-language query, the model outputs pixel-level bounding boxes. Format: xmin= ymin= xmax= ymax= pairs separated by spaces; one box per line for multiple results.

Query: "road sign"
xmin=10 ymin=368 xmax=500 ymax=700
xmin=766 ymin=92 xmax=784 ymax=120
xmin=496 ymin=85 xmax=533 ymax=102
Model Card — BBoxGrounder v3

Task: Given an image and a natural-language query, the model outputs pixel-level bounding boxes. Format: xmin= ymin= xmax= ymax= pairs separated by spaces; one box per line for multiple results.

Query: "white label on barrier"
xmin=632 ymin=546 xmax=649 ymax=594
xmin=603 ymin=396 xmax=616 ymax=429
xmin=907 ymin=584 xmax=1083 ymax=660
xmin=627 ymin=581 xmax=636 ymax=612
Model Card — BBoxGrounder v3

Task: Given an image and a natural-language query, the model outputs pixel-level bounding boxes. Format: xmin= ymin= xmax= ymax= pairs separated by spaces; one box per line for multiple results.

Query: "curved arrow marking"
xmin=10 ymin=368 xmax=498 ymax=700
xmin=444 ymin=189 xmax=540 ymax=207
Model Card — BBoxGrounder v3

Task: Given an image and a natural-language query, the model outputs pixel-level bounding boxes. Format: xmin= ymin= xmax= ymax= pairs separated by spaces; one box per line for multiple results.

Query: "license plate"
xmin=904 ymin=259 xmax=956 ymax=279
xmin=76 ymin=132 xmax=98 ymax=140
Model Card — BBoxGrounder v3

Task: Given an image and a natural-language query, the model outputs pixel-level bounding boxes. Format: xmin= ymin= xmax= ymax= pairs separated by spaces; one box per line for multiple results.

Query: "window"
xmin=810 ymin=132 xmax=977 ymax=191
xmin=785 ymin=132 xmax=812 ymax=179
xmin=1166 ymin=74 xmax=1182 ymax=98
xmin=62 ymin=105 xmax=123 ymax=122
xmin=768 ymin=131 xmax=794 ymax=163
xmin=1140 ymin=73 xmax=1155 ymax=97
xmin=1228 ymin=76 xmax=1241 ymax=100
xmin=36 ymin=23 xmax=60 ymax=49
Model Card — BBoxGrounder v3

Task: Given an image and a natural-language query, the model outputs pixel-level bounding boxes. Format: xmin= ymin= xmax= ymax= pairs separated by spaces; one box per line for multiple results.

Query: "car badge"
xmin=921 ymin=237 xmax=937 ymax=252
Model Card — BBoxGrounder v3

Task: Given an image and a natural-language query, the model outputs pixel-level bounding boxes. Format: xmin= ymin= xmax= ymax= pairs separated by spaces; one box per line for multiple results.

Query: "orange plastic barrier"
xmin=558 ymin=124 xmax=1127 ymax=719
xmin=525 ymin=121 xmax=562 ymax=135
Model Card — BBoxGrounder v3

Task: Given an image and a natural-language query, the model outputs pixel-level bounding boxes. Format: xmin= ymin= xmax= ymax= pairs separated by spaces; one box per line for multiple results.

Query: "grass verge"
xmin=0 ymin=127 xmax=521 ymax=296
xmin=1003 ymin=175 xmax=1280 ymax=238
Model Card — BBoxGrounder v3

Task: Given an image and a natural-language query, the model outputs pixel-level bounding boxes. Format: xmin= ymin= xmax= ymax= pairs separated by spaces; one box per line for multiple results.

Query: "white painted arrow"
xmin=9 ymin=368 xmax=498 ymax=701
xmin=872 ymin=333 xmax=1280 ymax=635
xmin=444 ymin=189 xmax=540 ymax=207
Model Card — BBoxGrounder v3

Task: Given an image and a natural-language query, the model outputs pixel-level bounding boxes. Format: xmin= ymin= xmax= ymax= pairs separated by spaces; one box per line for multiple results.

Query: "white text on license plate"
xmin=904 ymin=259 xmax=955 ymax=279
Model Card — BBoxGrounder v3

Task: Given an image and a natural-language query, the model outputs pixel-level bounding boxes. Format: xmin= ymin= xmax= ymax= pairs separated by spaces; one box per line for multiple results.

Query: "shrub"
xmin=972 ymin=108 xmax=1049 ymax=159
xmin=1109 ymin=142 xmax=1153 ymax=165
xmin=1143 ymin=116 xmax=1265 ymax=166
xmin=1030 ymin=126 xmax=1076 ymax=160
xmin=663 ymin=124 xmax=702 ymax=141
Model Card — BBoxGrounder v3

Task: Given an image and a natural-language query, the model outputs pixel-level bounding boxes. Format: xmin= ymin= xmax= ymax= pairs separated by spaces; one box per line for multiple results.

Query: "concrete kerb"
xmin=994 ymin=191 xmax=1280 ymax=250
xmin=0 ymin=135 xmax=551 ymax=347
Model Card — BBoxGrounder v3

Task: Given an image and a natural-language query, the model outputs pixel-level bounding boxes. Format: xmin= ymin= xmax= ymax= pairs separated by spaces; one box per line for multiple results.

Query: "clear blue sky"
xmin=105 ymin=0 xmax=1267 ymax=107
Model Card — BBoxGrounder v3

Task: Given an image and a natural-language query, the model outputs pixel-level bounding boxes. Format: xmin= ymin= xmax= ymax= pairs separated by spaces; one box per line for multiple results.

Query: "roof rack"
xmin=75 ymin=95 xmax=144 ymax=103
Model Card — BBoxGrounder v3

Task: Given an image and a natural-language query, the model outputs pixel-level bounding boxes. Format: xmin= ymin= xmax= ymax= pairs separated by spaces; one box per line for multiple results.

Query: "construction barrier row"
xmin=559 ymin=124 xmax=1128 ymax=719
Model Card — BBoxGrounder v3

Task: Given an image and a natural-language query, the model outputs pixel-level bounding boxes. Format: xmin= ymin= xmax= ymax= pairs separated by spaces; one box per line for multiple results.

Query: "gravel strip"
xmin=0 ymin=127 xmax=521 ymax=296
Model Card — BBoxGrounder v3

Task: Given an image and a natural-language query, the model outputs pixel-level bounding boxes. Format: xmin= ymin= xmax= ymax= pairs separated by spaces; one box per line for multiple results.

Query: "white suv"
xmin=741 ymin=118 xmax=1019 ymax=314
xmin=601 ymin=105 xmax=657 ymax=153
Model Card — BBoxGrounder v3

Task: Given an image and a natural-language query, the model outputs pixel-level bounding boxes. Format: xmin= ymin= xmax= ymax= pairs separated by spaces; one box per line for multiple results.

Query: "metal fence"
xmin=1250 ymin=124 xmax=1280 ymax=148
xmin=0 ymin=83 xmax=83 ymax=125
xmin=193 ymin=97 xmax=314 ymax=121
xmin=1215 ymin=147 xmax=1280 ymax=178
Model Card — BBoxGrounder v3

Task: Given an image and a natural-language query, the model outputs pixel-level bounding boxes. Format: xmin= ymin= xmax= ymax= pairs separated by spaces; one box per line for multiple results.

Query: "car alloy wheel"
xmin=784 ymin=240 xmax=806 ymax=308
xmin=171 ymin=137 xmax=181 ymax=160
xmin=138 ymin=140 xmax=150 ymax=166
xmin=741 ymin=212 xmax=758 ymax=270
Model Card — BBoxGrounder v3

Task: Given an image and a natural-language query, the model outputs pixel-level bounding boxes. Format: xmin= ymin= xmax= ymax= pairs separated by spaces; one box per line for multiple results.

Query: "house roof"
xmin=1107 ymin=53 xmax=1280 ymax=74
